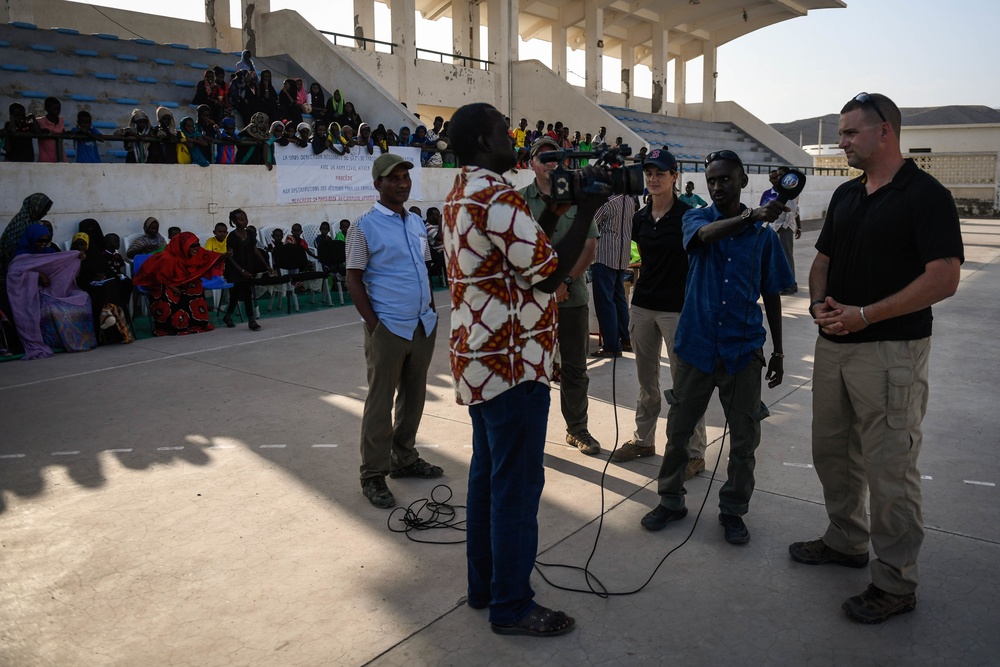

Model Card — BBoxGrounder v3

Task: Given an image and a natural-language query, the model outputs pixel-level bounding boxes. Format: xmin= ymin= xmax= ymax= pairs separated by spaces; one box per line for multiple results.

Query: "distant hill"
xmin=772 ymin=105 xmax=1000 ymax=146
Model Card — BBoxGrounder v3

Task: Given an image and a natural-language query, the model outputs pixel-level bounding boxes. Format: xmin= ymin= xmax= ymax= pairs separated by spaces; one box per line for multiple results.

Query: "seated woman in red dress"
xmin=133 ymin=232 xmax=225 ymax=336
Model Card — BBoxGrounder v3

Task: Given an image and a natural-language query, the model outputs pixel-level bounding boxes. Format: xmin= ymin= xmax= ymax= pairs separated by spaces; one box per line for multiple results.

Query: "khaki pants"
xmin=359 ymin=321 xmax=437 ymax=480
xmin=812 ymin=336 xmax=930 ymax=594
xmin=629 ymin=305 xmax=707 ymax=456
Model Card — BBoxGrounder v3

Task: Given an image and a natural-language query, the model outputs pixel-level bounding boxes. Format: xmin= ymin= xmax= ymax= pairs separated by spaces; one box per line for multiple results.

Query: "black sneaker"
xmin=719 ymin=513 xmax=750 ymax=544
xmin=842 ymin=584 xmax=916 ymax=624
xmin=640 ymin=505 xmax=688 ymax=531
xmin=361 ymin=476 xmax=395 ymax=509
xmin=389 ymin=457 xmax=444 ymax=479
xmin=789 ymin=539 xmax=869 ymax=568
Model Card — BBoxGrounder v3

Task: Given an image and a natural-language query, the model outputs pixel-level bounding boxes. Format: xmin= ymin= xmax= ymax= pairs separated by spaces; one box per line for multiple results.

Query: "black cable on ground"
xmin=386 ymin=484 xmax=467 ymax=544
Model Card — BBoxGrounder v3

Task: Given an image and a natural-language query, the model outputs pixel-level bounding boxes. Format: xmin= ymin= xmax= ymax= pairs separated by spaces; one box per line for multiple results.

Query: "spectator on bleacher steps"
xmin=126 ymin=217 xmax=166 ymax=259
xmin=115 ymin=108 xmax=153 ymax=163
xmin=279 ymin=78 xmax=303 ymax=126
xmin=71 ymin=111 xmax=103 ymax=164
xmin=36 ymin=97 xmax=66 ymax=163
xmin=324 ymin=89 xmax=344 ymax=127
xmin=4 ymin=103 xmax=39 ymax=163
xmin=178 ymin=117 xmax=210 ymax=167
xmin=336 ymin=101 xmax=362 ymax=132
xmin=256 ymin=70 xmax=279 ymax=121
xmin=152 ymin=107 xmax=179 ymax=164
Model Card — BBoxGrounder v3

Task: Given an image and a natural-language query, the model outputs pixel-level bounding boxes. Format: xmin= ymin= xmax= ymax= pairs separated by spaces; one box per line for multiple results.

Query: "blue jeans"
xmin=591 ymin=263 xmax=630 ymax=353
xmin=466 ymin=381 xmax=550 ymax=625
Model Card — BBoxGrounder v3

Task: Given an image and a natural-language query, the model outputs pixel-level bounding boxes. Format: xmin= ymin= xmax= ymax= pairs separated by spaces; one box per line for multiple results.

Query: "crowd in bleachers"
xmin=0 ymin=48 xmax=467 ymax=167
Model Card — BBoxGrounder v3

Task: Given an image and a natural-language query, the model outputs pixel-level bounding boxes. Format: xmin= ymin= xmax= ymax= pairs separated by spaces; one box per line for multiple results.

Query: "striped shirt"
xmin=592 ymin=194 xmax=637 ymax=270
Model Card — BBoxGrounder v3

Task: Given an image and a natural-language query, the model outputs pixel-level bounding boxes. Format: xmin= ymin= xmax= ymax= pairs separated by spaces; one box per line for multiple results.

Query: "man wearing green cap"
xmin=346 ymin=152 xmax=442 ymax=509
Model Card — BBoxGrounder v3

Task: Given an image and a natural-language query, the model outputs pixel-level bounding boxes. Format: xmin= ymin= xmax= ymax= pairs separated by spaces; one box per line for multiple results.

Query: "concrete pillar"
xmin=651 ymin=26 xmax=668 ymax=114
xmin=702 ymin=39 xmax=717 ymax=120
xmin=3 ymin=0 xmax=34 ymax=23
xmin=620 ymin=43 xmax=634 ymax=109
xmin=205 ymin=0 xmax=232 ymax=51
xmin=242 ymin=0 xmax=270 ymax=54
xmin=471 ymin=2 xmax=482 ymax=63
xmin=452 ymin=0 xmax=472 ymax=57
xmin=487 ymin=0 xmax=516 ymax=116
xmin=584 ymin=0 xmax=603 ymax=102
xmin=673 ymin=55 xmax=686 ymax=107
xmin=391 ymin=0 xmax=417 ymax=107
xmin=354 ymin=0 xmax=375 ymax=50
xmin=552 ymin=24 xmax=567 ymax=78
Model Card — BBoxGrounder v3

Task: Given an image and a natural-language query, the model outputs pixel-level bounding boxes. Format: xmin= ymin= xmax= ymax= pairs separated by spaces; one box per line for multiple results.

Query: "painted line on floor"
xmin=52 ymin=451 xmax=80 ymax=456
xmin=211 ymin=444 xmax=238 ymax=449
xmin=157 ymin=446 xmax=184 ymax=451
xmin=311 ymin=444 xmax=339 ymax=448
xmin=921 ymin=475 xmax=933 ymax=480
xmin=964 ymin=480 xmax=996 ymax=487
xmin=260 ymin=444 xmax=287 ymax=449
xmin=0 ymin=321 xmax=356 ymax=392
xmin=783 ymin=462 xmax=813 ymax=469
xmin=463 ymin=444 xmax=472 ymax=448
xmin=0 ymin=453 xmax=26 ymax=459
xmin=104 ymin=448 xmax=133 ymax=453
xmin=423 ymin=444 xmax=440 ymax=448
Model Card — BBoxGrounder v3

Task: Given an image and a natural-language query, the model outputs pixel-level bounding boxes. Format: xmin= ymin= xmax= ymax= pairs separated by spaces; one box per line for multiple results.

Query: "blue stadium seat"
xmin=53 ymin=27 xmax=80 ymax=35
xmin=94 ymin=33 xmax=119 ymax=41
xmin=168 ymin=43 xmax=190 ymax=50
xmin=20 ymin=91 xmax=48 ymax=99
xmin=153 ymin=58 xmax=175 ymax=66
xmin=135 ymin=76 xmax=158 ymax=84
xmin=93 ymin=72 xmax=118 ymax=80
xmin=201 ymin=47 xmax=222 ymax=54
xmin=172 ymin=80 xmax=195 ymax=87
xmin=75 ymin=49 xmax=98 ymax=57
xmin=1 ymin=64 xmax=27 ymax=72
xmin=69 ymin=94 xmax=96 ymax=102
xmin=132 ymin=39 xmax=156 ymax=46
xmin=30 ymin=44 xmax=56 ymax=52
xmin=154 ymin=101 xmax=179 ymax=109
xmin=114 ymin=98 xmax=140 ymax=105
xmin=0 ymin=41 xmax=9 ymax=48
xmin=115 ymin=54 xmax=139 ymax=62
xmin=223 ymin=66 xmax=235 ymax=73
xmin=93 ymin=121 xmax=116 ymax=129
xmin=64 ymin=149 xmax=76 ymax=158
xmin=10 ymin=22 xmax=37 ymax=30
xmin=48 ymin=68 xmax=76 ymax=76
xmin=109 ymin=150 xmax=128 ymax=159
xmin=188 ymin=62 xmax=210 ymax=70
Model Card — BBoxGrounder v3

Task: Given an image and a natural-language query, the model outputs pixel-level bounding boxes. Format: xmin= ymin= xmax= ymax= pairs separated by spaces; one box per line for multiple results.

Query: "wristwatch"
xmin=563 ymin=276 xmax=574 ymax=285
xmin=741 ymin=207 xmax=754 ymax=222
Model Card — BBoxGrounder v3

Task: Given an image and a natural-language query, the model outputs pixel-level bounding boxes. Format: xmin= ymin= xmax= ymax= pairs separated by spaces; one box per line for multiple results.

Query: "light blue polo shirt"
xmin=347 ymin=202 xmax=437 ymax=340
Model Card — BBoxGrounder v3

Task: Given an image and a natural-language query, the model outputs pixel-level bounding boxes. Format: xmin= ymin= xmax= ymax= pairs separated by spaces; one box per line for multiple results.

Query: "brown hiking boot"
xmin=842 ymin=584 xmax=916 ymax=624
xmin=685 ymin=457 xmax=706 ymax=480
xmin=789 ymin=539 xmax=869 ymax=568
xmin=610 ymin=439 xmax=655 ymax=462
xmin=566 ymin=430 xmax=601 ymax=456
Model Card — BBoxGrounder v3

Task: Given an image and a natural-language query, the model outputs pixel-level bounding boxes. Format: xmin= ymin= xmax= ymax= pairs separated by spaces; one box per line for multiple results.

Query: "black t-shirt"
xmin=816 ymin=159 xmax=964 ymax=343
xmin=630 ymin=198 xmax=692 ymax=313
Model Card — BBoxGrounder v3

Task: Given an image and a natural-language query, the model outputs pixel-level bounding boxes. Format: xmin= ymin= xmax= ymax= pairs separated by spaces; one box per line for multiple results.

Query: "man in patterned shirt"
xmin=443 ymin=103 xmax=609 ymax=638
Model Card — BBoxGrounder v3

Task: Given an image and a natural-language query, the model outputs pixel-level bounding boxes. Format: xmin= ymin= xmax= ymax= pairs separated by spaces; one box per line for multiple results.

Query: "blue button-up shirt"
xmin=348 ymin=202 xmax=437 ymax=340
xmin=675 ymin=204 xmax=793 ymax=375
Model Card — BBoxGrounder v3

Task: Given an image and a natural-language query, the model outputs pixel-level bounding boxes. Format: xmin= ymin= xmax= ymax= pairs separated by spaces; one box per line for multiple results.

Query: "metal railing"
xmin=415 ymin=47 xmax=493 ymax=70
xmin=319 ymin=31 xmax=397 ymax=54
xmin=677 ymin=159 xmax=848 ymax=176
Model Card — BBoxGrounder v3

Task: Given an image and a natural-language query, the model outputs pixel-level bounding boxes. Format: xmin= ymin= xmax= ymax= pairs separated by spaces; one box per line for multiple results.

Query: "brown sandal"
xmin=490 ymin=605 xmax=575 ymax=637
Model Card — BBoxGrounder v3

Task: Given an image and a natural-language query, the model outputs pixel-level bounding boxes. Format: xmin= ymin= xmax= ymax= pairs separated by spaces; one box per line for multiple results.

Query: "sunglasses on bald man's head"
xmin=705 ymin=150 xmax=742 ymax=167
xmin=853 ymin=92 xmax=887 ymax=123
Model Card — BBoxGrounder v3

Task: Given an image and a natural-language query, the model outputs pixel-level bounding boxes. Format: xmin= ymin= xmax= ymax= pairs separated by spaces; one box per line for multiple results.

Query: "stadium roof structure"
xmin=417 ymin=0 xmax=847 ymax=66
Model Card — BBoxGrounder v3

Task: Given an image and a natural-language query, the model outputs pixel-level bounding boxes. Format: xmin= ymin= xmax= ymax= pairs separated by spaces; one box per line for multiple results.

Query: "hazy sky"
xmin=71 ymin=0 xmax=1000 ymax=123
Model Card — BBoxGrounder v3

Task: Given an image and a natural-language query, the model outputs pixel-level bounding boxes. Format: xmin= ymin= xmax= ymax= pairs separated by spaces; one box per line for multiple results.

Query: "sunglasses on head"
xmin=705 ymin=150 xmax=742 ymax=167
xmin=853 ymin=92 xmax=887 ymax=124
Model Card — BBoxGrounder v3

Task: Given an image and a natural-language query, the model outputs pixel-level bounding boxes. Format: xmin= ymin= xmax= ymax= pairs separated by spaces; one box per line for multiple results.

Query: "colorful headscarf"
xmin=328 ymin=89 xmax=344 ymax=117
xmin=71 ymin=232 xmax=89 ymax=250
xmin=1 ymin=193 xmax=53 ymax=266
xmin=133 ymin=231 xmax=224 ymax=288
xmin=243 ymin=112 xmax=270 ymax=141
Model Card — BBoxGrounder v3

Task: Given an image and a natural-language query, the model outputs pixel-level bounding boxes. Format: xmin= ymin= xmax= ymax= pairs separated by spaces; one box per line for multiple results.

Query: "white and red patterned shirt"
xmin=442 ymin=166 xmax=560 ymax=406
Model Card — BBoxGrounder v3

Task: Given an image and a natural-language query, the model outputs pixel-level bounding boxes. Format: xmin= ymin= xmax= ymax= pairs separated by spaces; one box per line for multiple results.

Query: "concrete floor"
xmin=1 ymin=220 xmax=998 ymax=667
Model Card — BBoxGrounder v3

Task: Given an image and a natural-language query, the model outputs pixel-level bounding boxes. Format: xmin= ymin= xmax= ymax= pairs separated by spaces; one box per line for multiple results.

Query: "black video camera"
xmin=537 ymin=144 xmax=645 ymax=205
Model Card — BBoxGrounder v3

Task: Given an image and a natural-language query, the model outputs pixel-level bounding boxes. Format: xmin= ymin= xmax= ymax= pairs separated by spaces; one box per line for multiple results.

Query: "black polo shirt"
xmin=816 ymin=159 xmax=964 ymax=343
xmin=630 ymin=198 xmax=691 ymax=313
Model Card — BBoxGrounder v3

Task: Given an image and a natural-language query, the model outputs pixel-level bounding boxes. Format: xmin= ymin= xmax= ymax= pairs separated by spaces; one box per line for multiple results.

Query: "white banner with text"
xmin=274 ymin=145 xmax=424 ymax=204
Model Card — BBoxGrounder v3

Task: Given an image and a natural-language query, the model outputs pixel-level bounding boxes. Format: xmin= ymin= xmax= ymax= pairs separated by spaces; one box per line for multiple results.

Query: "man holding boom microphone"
xmin=442 ymin=103 xmax=612 ymax=637
xmin=640 ymin=149 xmax=794 ymax=544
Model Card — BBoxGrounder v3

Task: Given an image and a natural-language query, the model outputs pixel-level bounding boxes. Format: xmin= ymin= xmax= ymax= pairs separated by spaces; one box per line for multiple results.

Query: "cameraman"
xmin=443 ymin=102 xmax=610 ymax=637
xmin=519 ymin=136 xmax=602 ymax=456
